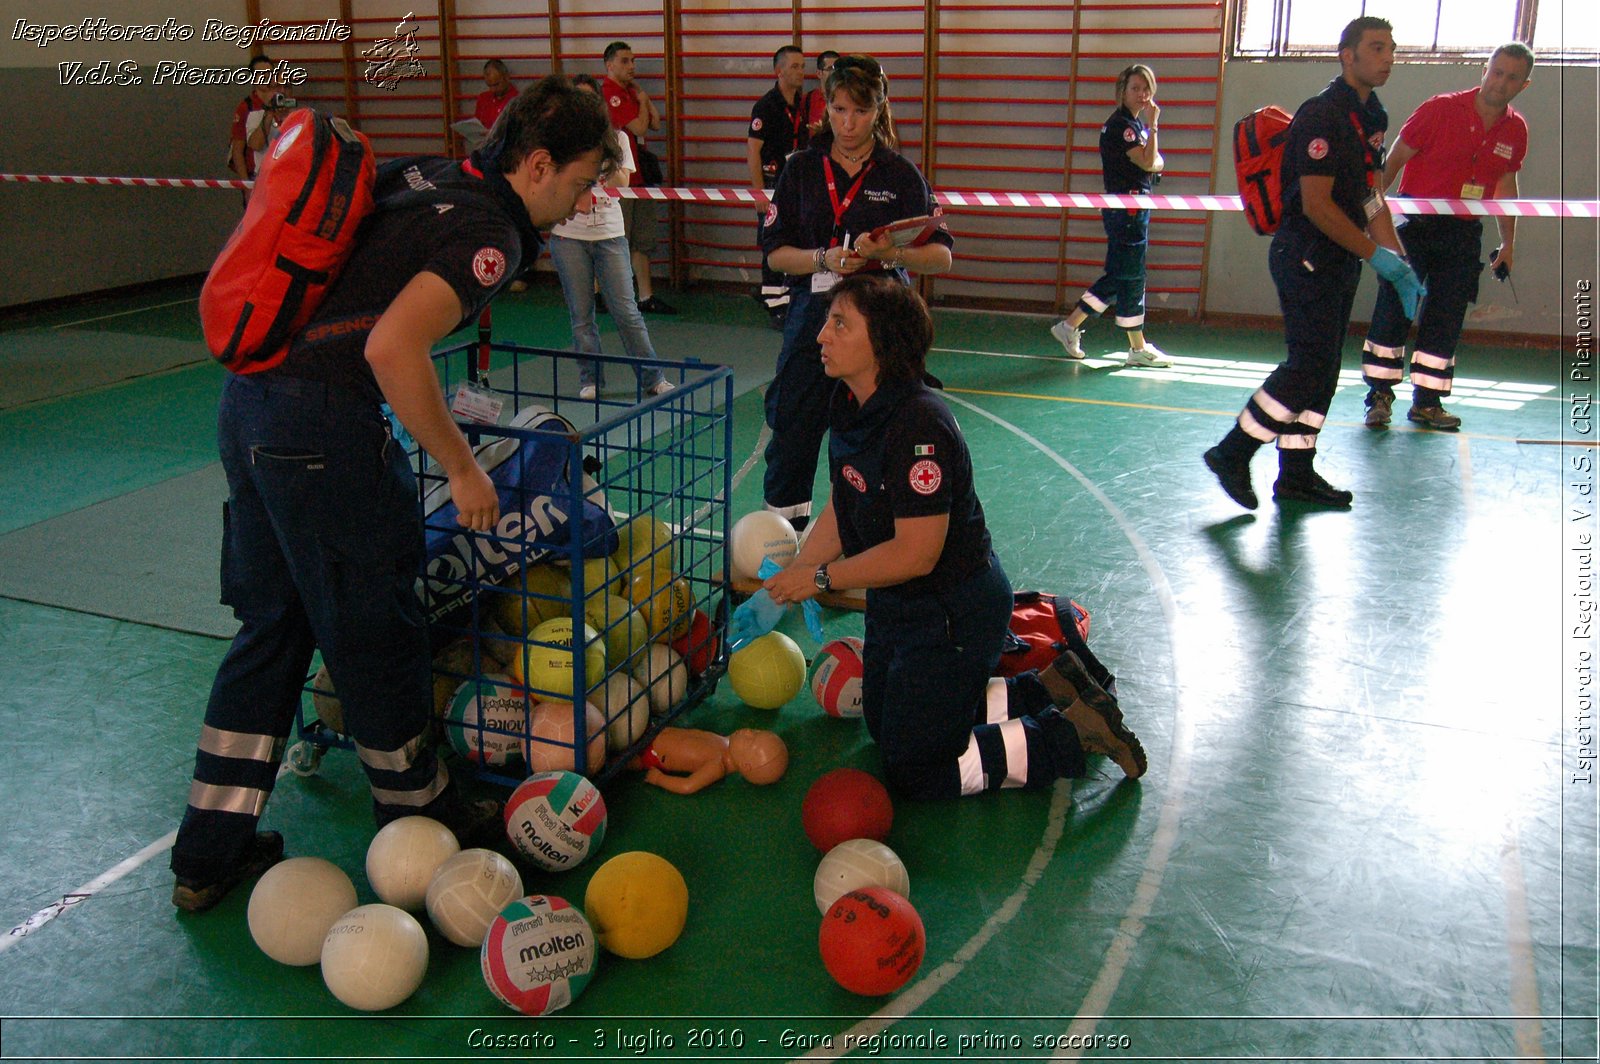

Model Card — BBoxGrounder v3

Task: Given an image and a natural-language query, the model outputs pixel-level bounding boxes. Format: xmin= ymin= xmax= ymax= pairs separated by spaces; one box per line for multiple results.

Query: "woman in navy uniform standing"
xmin=758 ymin=54 xmax=952 ymax=531
xmin=763 ymin=275 xmax=1147 ymax=799
xmin=1049 ymin=63 xmax=1172 ymax=368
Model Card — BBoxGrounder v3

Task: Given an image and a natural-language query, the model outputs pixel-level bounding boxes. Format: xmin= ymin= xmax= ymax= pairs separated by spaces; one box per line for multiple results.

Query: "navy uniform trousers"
xmin=171 ymin=373 xmax=454 ymax=883
xmin=1363 ymin=215 xmax=1485 ymax=402
xmin=1235 ymin=230 xmax=1363 ymax=454
xmin=763 ymin=286 xmax=833 ymax=527
xmin=861 ymin=558 xmax=1086 ymax=799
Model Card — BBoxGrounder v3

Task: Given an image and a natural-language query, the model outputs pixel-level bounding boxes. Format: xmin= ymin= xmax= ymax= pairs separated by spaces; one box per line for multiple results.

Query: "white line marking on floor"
xmin=791 ymin=395 xmax=1191 ymax=1063
xmin=1 ymin=831 xmax=177 ymax=956
xmin=1459 ymin=432 xmax=1475 ymax=515
xmin=48 ymin=296 xmax=199 ymax=330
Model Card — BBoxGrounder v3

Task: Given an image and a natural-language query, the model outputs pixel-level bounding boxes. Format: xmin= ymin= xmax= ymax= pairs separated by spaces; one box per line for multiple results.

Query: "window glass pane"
xmin=1237 ymin=0 xmax=1276 ymax=54
xmin=1535 ymin=0 xmax=1600 ymax=57
xmin=1436 ymin=0 xmax=1519 ymax=52
xmin=1284 ymin=0 xmax=1362 ymax=51
xmin=1384 ymin=0 xmax=1444 ymax=50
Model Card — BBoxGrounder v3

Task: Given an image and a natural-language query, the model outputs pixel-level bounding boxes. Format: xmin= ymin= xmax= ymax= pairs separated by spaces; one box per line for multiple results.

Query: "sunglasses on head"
xmin=833 ymin=54 xmax=882 ymax=78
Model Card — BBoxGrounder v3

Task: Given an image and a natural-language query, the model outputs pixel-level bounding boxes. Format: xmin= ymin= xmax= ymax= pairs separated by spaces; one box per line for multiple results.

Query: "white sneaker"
xmin=648 ymin=379 xmax=676 ymax=396
xmin=1124 ymin=345 xmax=1171 ymax=368
xmin=578 ymin=384 xmax=598 ymax=401
xmin=1050 ymin=320 xmax=1085 ymax=359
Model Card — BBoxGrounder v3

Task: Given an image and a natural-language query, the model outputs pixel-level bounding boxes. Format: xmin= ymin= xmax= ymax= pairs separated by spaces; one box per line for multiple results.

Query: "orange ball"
xmin=669 ymin=609 xmax=719 ymax=676
xmin=801 ymin=768 xmax=893 ymax=852
xmin=819 ymin=887 xmax=924 ymax=996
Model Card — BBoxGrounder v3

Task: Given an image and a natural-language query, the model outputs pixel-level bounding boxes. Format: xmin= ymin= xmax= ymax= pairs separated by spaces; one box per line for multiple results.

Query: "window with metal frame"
xmin=1234 ymin=0 xmax=1597 ymax=63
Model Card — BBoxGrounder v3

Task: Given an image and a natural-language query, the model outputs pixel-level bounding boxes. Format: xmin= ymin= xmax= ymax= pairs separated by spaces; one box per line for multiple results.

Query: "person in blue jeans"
xmin=550 ymin=74 xmax=675 ymax=401
xmin=1049 ymin=63 xmax=1173 ymax=369
xmin=170 ymin=77 xmax=618 ymax=912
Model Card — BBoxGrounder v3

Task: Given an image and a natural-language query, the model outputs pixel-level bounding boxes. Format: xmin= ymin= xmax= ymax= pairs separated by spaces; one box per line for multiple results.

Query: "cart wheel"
xmin=286 ymin=741 xmax=324 ymax=777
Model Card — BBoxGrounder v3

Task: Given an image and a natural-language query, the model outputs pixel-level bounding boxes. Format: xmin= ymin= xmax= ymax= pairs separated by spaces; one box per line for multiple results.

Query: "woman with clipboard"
xmin=757 ymin=54 xmax=952 ymax=532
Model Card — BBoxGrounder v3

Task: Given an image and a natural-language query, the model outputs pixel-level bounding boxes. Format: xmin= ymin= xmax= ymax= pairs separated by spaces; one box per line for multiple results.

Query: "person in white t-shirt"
xmin=549 ymin=74 xmax=677 ymax=400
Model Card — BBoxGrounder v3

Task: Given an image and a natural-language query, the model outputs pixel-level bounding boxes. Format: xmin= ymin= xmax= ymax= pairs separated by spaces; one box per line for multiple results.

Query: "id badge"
xmin=1460 ymin=183 xmax=1486 ymax=200
xmin=811 ymin=269 xmax=840 ymax=294
xmin=1363 ymin=189 xmax=1385 ymax=221
xmin=450 ymin=382 xmax=505 ymax=425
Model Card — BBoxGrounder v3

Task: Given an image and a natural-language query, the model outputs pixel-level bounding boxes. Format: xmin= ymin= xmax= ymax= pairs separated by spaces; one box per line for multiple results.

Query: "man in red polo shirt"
xmin=602 ymin=40 xmax=675 ymax=314
xmin=1361 ymin=42 xmax=1533 ymax=431
xmin=474 ymin=59 xmax=516 ymax=130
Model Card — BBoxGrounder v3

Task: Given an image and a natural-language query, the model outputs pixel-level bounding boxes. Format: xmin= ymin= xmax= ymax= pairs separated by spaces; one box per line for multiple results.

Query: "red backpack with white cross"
xmin=1233 ymin=105 xmax=1295 ymax=235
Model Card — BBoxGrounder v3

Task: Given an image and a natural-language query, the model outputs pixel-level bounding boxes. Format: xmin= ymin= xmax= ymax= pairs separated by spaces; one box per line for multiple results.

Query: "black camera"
xmin=269 ymin=93 xmax=297 ymax=110
xmin=1490 ymin=245 xmax=1510 ymax=282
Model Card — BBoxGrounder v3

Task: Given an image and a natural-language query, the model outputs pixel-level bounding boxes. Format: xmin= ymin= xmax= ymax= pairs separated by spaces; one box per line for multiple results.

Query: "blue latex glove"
xmin=728 ymin=589 xmax=785 ymax=653
xmin=1369 ymin=246 xmax=1428 ymax=319
xmin=753 ymin=556 xmax=828 ymax=644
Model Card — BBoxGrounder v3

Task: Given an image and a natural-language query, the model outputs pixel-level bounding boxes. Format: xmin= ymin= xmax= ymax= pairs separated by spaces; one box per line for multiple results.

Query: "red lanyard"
xmin=790 ymin=98 xmax=805 ymax=144
xmin=1346 ymin=111 xmax=1378 ymax=189
xmin=824 ymin=158 xmax=874 ymax=246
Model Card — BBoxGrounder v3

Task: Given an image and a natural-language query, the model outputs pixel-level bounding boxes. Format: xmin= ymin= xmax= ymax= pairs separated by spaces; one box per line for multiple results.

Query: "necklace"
xmin=834 ymin=145 xmax=870 ymax=164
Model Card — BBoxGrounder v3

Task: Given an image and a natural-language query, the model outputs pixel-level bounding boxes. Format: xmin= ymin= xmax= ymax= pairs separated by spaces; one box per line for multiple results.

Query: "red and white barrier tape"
xmin=3 ymin=171 xmax=1595 ymax=218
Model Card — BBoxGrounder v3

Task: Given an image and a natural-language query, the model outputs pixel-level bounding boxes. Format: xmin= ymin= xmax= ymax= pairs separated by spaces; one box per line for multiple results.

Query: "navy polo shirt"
xmin=828 ymin=378 xmax=992 ymax=596
xmin=1100 ymin=107 xmax=1155 ymax=194
xmin=748 ymin=82 xmax=808 ymax=185
xmin=1280 ymin=77 xmax=1389 ymax=236
xmin=279 ymin=156 xmax=536 ymax=403
xmin=759 ymin=144 xmax=953 ymax=288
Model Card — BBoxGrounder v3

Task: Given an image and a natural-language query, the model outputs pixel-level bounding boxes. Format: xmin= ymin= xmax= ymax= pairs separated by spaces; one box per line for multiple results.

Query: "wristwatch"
xmin=814 ymin=565 xmax=832 ymax=593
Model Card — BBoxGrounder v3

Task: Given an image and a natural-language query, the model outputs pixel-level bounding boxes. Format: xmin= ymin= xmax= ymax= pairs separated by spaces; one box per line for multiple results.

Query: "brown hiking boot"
xmin=1040 ymin=650 xmax=1148 ymax=779
xmin=172 ymin=831 xmax=284 ymax=913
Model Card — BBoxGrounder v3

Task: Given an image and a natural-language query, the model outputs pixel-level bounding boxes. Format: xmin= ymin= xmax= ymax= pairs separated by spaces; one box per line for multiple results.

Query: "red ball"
xmin=819 ymin=887 xmax=925 ymax=996
xmin=801 ymin=768 xmax=893 ymax=852
xmin=669 ymin=609 xmax=718 ymax=676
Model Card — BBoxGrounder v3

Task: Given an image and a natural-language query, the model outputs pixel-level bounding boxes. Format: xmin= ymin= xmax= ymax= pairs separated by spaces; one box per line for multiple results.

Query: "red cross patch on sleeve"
xmin=908 ymin=460 xmax=942 ymax=495
xmin=1307 ymin=138 xmax=1329 ymax=160
xmin=472 ymin=247 xmax=507 ymax=287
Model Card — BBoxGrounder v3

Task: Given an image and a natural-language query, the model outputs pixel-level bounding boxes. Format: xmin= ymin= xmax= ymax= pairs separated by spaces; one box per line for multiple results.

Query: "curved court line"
xmin=792 ymin=394 xmax=1193 ymax=1062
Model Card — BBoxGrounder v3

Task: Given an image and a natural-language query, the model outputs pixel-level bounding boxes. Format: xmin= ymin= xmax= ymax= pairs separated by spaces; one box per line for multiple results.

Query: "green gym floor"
xmin=0 ymin=278 xmax=1594 ymax=1063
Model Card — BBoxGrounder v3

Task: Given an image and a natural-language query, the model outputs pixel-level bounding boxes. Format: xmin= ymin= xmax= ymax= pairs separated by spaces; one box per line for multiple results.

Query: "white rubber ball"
xmin=247 ymin=857 xmax=358 ymax=966
xmin=366 ymin=815 xmax=460 ymax=912
xmin=320 ymin=903 xmax=429 ymax=1011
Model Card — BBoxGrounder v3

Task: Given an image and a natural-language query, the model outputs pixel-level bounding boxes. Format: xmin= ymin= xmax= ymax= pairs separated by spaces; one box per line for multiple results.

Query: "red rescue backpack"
xmin=201 ymin=109 xmax=376 ymax=374
xmin=996 ymin=590 xmax=1117 ymax=697
xmin=1233 ymin=105 xmax=1294 ymax=235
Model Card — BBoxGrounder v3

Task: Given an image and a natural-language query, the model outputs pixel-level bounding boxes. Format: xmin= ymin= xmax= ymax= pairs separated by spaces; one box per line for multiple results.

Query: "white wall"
xmin=1208 ymin=57 xmax=1598 ymax=339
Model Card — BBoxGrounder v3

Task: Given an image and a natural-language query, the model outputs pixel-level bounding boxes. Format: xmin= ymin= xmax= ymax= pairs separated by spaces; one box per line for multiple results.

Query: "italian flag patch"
xmin=914 ymin=444 xmax=935 ymax=456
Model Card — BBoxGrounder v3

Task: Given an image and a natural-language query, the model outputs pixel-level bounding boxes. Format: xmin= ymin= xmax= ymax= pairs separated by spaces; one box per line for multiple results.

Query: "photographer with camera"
xmin=228 ymin=55 xmax=286 ymax=204
xmin=244 ymin=89 xmax=296 ymax=178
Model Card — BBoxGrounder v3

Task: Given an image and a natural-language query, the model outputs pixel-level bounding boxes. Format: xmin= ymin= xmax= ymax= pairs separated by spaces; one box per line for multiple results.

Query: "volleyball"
xmin=365 ymin=815 xmax=460 ymax=912
xmin=629 ymin=570 xmax=693 ymax=642
xmin=729 ymin=510 xmax=799 ymax=581
xmin=424 ymin=848 xmax=524 ymax=948
xmin=593 ymin=672 xmax=651 ymax=751
xmin=611 ymin=513 xmax=675 ymax=582
xmin=320 ymin=903 xmax=429 ymax=1011
xmin=504 ymin=770 xmax=608 ymax=872
xmin=819 ymin=887 xmax=924 ymax=996
xmin=480 ymin=894 xmax=597 ymax=1016
xmin=247 ymin=857 xmax=358 ymax=967
xmin=729 ymin=631 xmax=806 ymax=709
xmin=631 ymin=643 xmax=688 ymax=716
xmin=515 ymin=617 xmax=605 ymax=700
xmin=586 ymin=592 xmax=652 ymax=670
xmin=491 ymin=563 xmax=570 ymax=634
xmin=444 ymin=674 xmax=530 ymax=767
xmin=669 ymin=608 xmax=720 ymax=676
xmin=525 ymin=699 xmax=607 ymax=775
xmin=810 ymin=636 xmax=866 ymax=718
xmin=813 ymin=838 xmax=910 ymax=914
xmin=582 ymin=851 xmax=690 ymax=959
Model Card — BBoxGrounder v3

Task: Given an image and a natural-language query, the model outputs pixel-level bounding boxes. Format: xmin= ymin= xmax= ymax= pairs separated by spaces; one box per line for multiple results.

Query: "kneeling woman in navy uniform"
xmin=764 ymin=276 xmax=1147 ymax=799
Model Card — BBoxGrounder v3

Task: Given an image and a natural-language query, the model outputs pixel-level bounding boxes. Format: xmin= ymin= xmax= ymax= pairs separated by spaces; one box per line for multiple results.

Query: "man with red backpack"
xmin=171 ymin=77 xmax=619 ymax=912
xmin=1204 ymin=16 xmax=1424 ymax=511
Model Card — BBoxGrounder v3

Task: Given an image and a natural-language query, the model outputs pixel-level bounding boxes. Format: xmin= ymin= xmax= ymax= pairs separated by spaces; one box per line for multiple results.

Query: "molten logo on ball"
xmin=481 ymin=894 xmax=597 ymax=1016
xmin=505 ymin=771 xmax=608 ymax=872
